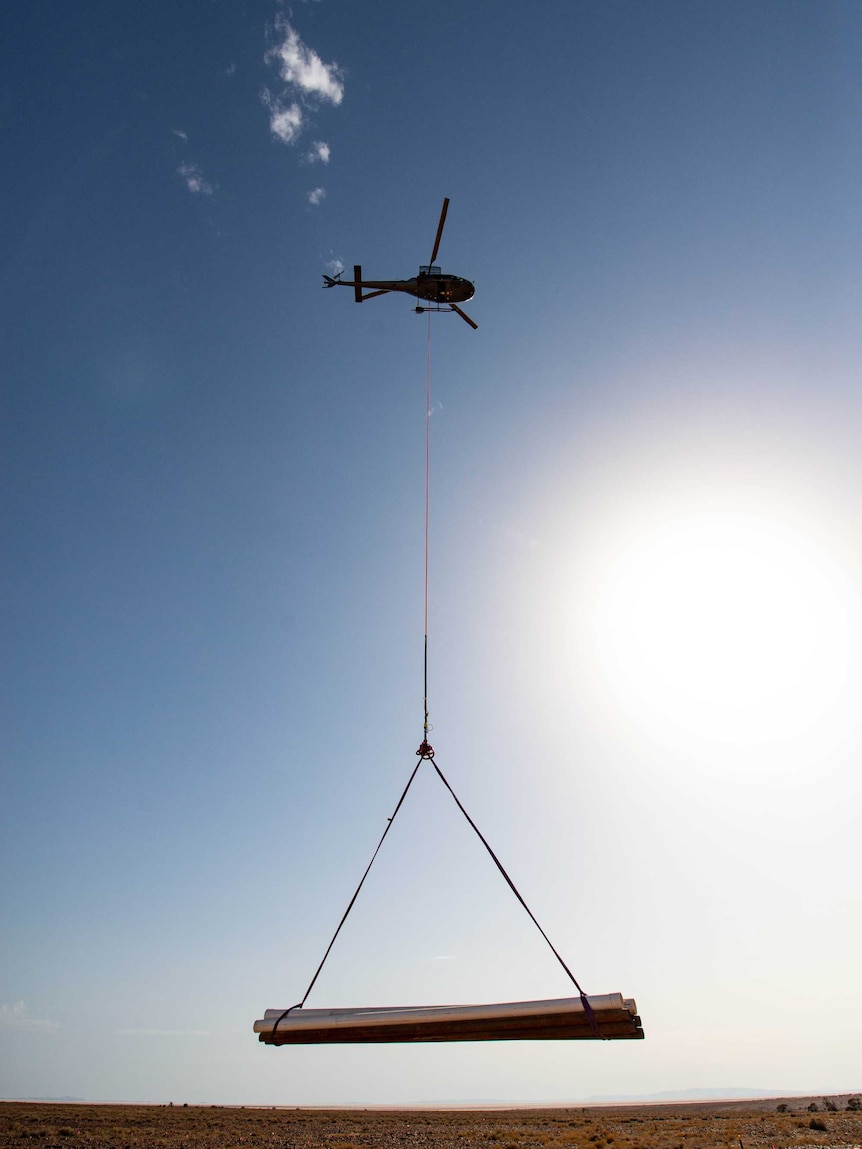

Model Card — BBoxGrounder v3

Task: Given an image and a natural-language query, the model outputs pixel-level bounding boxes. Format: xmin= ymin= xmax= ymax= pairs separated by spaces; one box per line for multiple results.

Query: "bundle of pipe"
xmin=255 ymin=993 xmax=643 ymax=1045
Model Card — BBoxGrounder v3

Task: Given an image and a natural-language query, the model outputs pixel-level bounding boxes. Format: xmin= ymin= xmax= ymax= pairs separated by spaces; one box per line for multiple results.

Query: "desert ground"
xmin=1 ymin=1096 xmax=860 ymax=1149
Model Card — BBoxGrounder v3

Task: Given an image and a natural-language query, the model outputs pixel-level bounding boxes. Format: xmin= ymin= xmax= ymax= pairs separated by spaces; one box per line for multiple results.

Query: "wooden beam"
xmin=255 ymin=994 xmax=644 ymax=1045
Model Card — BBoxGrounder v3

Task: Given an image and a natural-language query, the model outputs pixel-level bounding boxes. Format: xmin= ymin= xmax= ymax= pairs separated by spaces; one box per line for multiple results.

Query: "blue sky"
xmin=3 ymin=0 xmax=861 ymax=1106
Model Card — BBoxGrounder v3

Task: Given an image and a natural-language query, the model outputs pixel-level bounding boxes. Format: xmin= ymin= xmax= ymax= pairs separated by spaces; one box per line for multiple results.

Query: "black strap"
xmin=429 ymin=757 xmax=605 ymax=1039
xmin=271 ymin=758 xmax=423 ymax=1038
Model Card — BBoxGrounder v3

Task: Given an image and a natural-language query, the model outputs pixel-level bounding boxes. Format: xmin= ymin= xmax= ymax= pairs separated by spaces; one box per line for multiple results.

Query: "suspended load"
xmin=255 ymin=994 xmax=644 ymax=1046
xmin=254 ymin=743 xmax=645 ymax=1048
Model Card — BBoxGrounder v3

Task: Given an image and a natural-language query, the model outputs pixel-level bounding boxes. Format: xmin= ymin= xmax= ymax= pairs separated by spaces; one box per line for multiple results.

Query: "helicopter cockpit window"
xmin=419 ymin=265 xmax=442 ymax=277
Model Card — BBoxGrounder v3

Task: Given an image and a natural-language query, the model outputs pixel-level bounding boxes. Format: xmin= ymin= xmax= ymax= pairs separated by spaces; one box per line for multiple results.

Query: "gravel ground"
xmin=1 ymin=1097 xmax=860 ymax=1149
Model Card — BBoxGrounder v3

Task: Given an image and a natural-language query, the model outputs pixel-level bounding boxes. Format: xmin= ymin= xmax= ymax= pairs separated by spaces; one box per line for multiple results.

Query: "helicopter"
xmin=322 ymin=198 xmax=477 ymax=329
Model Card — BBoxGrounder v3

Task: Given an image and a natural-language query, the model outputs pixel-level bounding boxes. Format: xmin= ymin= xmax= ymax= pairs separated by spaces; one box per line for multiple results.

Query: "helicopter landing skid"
xmin=415 ymin=302 xmax=478 ymax=330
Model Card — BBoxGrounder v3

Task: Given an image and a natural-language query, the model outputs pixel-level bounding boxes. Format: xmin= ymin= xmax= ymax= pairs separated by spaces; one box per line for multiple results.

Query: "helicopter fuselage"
xmin=412 ymin=269 xmax=475 ymax=304
xmin=412 ymin=265 xmax=475 ymax=303
xmin=326 ymin=266 xmax=475 ymax=304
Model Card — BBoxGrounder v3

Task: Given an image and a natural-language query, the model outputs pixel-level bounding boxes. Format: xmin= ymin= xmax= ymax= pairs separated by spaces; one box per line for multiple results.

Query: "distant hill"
xmin=586 ymin=1088 xmax=812 ymax=1103
xmin=5 ymin=1097 xmax=87 ymax=1103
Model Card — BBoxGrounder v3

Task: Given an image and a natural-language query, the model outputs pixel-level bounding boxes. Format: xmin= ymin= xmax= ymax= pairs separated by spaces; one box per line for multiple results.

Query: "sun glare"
xmin=592 ymin=513 xmax=856 ymax=746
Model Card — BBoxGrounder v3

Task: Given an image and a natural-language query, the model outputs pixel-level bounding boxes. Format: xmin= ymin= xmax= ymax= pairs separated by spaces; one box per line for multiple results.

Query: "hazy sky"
xmin=3 ymin=0 xmax=861 ymax=1106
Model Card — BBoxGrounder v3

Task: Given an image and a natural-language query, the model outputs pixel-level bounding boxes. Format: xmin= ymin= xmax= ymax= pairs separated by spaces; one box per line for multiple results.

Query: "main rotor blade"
xmin=451 ymin=303 xmax=478 ymax=330
xmin=429 ymin=197 xmax=450 ymax=265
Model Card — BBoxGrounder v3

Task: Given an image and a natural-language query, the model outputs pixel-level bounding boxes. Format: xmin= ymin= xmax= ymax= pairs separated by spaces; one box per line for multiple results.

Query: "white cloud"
xmin=325 ymin=257 xmax=344 ymax=276
xmin=266 ymin=19 xmax=343 ymax=105
xmin=177 ymin=163 xmax=214 ymax=196
xmin=0 ymin=1001 xmax=59 ymax=1033
xmin=262 ymin=90 xmax=304 ymax=145
xmin=172 ymin=128 xmax=188 ymax=142
xmin=261 ymin=20 xmax=343 ymax=188
xmin=307 ymin=140 xmax=330 ymax=164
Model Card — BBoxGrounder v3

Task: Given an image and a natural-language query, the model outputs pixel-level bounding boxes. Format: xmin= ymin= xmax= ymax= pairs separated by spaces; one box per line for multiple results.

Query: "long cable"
xmin=423 ymin=312 xmax=432 ymax=741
